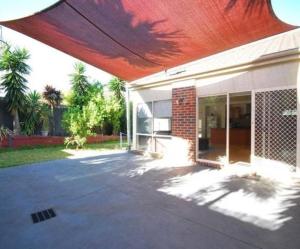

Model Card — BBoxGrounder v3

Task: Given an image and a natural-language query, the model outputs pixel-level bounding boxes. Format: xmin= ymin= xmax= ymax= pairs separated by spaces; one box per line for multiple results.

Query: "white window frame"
xmin=136 ymin=99 xmax=172 ymax=152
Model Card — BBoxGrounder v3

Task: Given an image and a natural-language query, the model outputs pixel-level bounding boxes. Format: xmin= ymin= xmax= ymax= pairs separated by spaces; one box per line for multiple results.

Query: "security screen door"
xmin=254 ymin=88 xmax=297 ymax=168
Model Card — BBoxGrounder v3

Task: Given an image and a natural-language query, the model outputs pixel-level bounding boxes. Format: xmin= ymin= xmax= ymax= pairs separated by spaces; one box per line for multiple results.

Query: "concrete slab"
xmin=0 ymin=150 xmax=300 ymax=249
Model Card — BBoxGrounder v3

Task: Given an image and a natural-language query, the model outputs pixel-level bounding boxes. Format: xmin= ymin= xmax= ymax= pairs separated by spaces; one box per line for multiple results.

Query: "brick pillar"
xmin=171 ymin=86 xmax=196 ymax=163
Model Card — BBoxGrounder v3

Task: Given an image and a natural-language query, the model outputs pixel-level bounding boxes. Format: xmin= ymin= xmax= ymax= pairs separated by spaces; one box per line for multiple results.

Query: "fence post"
xmin=120 ymin=132 xmax=123 ymax=149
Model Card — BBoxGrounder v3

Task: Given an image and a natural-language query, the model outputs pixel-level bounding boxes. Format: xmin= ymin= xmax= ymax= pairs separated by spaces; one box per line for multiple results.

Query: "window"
xmin=137 ymin=99 xmax=172 ymax=151
xmin=137 ymin=102 xmax=152 ymax=134
xmin=153 ymin=100 xmax=172 ymax=135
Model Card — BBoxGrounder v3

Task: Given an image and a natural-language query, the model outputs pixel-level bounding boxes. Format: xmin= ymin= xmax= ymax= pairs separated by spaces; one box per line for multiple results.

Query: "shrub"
xmin=64 ymin=135 xmax=86 ymax=149
xmin=63 ymin=63 xmax=107 ymax=148
xmin=0 ymin=126 xmax=9 ymax=142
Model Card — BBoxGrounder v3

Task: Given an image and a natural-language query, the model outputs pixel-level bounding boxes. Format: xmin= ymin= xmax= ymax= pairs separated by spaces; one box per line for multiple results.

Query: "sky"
xmin=0 ymin=26 xmax=113 ymax=94
xmin=0 ymin=0 xmax=299 ymax=95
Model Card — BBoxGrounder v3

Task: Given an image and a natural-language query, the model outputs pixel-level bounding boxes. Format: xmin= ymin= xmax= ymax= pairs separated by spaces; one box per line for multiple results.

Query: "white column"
xmin=125 ymin=84 xmax=131 ymax=150
xmin=226 ymin=93 xmax=230 ymax=165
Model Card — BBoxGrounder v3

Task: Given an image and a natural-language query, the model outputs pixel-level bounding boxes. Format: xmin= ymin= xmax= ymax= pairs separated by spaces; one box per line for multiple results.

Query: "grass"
xmin=0 ymin=140 xmax=126 ymax=169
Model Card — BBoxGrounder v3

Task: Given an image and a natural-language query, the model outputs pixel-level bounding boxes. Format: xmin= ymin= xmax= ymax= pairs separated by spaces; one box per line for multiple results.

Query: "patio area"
xmin=0 ymin=150 xmax=300 ymax=249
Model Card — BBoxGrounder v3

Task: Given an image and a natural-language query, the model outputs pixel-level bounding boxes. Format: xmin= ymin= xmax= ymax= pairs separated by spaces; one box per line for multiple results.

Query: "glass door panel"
xmin=198 ymin=95 xmax=227 ymax=162
xmin=229 ymin=93 xmax=251 ymax=163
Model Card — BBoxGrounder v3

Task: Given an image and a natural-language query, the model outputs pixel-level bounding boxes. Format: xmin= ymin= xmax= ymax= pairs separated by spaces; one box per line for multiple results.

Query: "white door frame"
xmin=196 ymin=93 xmax=229 ymax=165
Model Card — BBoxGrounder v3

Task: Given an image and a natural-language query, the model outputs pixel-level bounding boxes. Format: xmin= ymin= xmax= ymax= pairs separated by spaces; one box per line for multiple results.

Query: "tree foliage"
xmin=68 ymin=62 xmax=90 ymax=107
xmin=22 ymin=91 xmax=42 ymax=135
xmin=0 ymin=45 xmax=31 ymax=134
xmin=63 ymin=63 xmax=108 ymax=148
xmin=108 ymin=77 xmax=125 ymax=100
xmin=21 ymin=91 xmax=51 ymax=135
xmin=42 ymin=85 xmax=62 ymax=108
xmin=107 ymin=77 xmax=126 ymax=135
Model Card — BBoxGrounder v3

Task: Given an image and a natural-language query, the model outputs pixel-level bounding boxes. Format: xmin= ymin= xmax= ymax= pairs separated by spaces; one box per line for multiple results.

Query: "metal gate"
xmin=254 ymin=88 xmax=297 ymax=168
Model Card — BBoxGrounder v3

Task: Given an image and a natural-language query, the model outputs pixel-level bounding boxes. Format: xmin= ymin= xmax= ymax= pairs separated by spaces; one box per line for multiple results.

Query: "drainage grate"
xmin=31 ymin=208 xmax=56 ymax=224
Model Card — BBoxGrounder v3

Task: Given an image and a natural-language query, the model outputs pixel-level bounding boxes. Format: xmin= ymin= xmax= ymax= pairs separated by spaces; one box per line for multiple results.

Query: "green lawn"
xmin=0 ymin=140 xmax=125 ymax=168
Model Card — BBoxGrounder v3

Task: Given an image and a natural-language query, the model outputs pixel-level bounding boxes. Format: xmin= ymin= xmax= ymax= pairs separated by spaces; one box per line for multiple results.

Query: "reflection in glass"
xmin=153 ymin=100 xmax=172 ymax=135
xmin=137 ymin=102 xmax=153 ymax=134
xmin=198 ymin=96 xmax=227 ymax=162
xmin=229 ymin=94 xmax=251 ymax=163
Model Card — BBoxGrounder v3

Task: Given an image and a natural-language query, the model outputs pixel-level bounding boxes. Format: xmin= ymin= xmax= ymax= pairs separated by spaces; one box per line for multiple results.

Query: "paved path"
xmin=0 ymin=150 xmax=300 ymax=249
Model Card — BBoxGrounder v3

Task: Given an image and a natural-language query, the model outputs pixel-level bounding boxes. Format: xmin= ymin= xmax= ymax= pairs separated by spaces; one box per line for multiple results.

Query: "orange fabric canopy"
xmin=0 ymin=0 xmax=295 ymax=81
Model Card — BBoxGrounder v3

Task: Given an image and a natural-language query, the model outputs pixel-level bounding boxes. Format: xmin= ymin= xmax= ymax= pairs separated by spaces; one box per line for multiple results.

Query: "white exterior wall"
xmin=129 ymin=29 xmax=300 ymax=169
xmin=131 ymin=60 xmax=299 ymax=150
xmin=196 ymin=61 xmax=298 ymax=96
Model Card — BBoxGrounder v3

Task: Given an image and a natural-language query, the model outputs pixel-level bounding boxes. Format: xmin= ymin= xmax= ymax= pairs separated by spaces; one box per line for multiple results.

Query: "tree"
xmin=0 ymin=46 xmax=31 ymax=135
xmin=107 ymin=77 xmax=126 ymax=135
xmin=108 ymin=77 xmax=125 ymax=100
xmin=42 ymin=84 xmax=62 ymax=135
xmin=42 ymin=85 xmax=62 ymax=109
xmin=69 ymin=62 xmax=90 ymax=107
xmin=22 ymin=91 xmax=42 ymax=135
xmin=63 ymin=63 xmax=107 ymax=148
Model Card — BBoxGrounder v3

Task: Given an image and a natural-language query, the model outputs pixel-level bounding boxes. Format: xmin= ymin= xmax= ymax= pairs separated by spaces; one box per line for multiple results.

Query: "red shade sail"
xmin=0 ymin=0 xmax=295 ymax=81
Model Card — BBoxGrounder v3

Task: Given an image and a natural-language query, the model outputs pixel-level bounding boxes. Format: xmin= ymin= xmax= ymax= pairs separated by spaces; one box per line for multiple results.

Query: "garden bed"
xmin=0 ymin=135 xmax=119 ymax=149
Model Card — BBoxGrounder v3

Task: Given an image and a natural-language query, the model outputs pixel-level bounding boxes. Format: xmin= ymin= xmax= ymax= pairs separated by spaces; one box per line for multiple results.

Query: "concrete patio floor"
xmin=0 ymin=150 xmax=300 ymax=249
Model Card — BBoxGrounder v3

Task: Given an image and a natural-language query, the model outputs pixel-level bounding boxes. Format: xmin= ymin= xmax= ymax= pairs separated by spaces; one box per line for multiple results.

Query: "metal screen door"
xmin=254 ymin=88 xmax=297 ymax=168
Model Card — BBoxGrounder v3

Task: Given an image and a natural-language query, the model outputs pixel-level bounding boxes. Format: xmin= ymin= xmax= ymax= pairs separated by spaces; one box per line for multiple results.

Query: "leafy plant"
xmin=106 ymin=96 xmax=126 ymax=135
xmin=64 ymin=135 xmax=87 ymax=149
xmin=63 ymin=93 xmax=107 ymax=147
xmin=107 ymin=77 xmax=126 ymax=134
xmin=42 ymin=84 xmax=62 ymax=135
xmin=42 ymin=85 xmax=62 ymax=108
xmin=22 ymin=91 xmax=42 ymax=135
xmin=69 ymin=62 xmax=90 ymax=107
xmin=40 ymin=104 xmax=51 ymax=132
xmin=0 ymin=126 xmax=9 ymax=142
xmin=63 ymin=63 xmax=107 ymax=148
xmin=0 ymin=45 xmax=31 ymax=135
xmin=108 ymin=77 xmax=125 ymax=100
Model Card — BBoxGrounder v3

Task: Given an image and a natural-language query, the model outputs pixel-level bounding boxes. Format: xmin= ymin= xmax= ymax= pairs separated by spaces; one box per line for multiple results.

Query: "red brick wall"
xmin=172 ymin=86 xmax=196 ymax=162
xmin=0 ymin=135 xmax=119 ymax=149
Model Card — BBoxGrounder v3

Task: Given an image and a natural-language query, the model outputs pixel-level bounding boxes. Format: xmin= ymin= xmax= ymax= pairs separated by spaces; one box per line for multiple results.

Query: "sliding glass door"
xmin=198 ymin=95 xmax=227 ymax=162
xmin=229 ymin=93 xmax=251 ymax=163
xmin=198 ymin=92 xmax=252 ymax=164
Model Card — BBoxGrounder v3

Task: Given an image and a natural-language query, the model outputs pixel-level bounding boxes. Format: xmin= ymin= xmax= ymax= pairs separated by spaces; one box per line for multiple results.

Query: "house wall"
xmin=130 ymin=59 xmax=300 ymax=167
xmin=130 ymin=30 xmax=300 ymax=168
xmin=196 ymin=61 xmax=298 ymax=96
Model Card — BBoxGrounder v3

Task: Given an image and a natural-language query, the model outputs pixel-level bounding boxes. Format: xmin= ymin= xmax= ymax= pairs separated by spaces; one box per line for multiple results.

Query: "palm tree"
xmin=42 ymin=85 xmax=62 ymax=135
xmin=22 ymin=91 xmax=42 ymax=135
xmin=0 ymin=46 xmax=31 ymax=135
xmin=70 ymin=62 xmax=89 ymax=95
xmin=108 ymin=77 xmax=125 ymax=100
xmin=69 ymin=62 xmax=90 ymax=107
xmin=42 ymin=85 xmax=62 ymax=108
